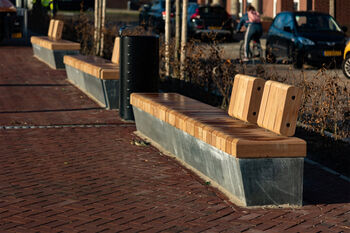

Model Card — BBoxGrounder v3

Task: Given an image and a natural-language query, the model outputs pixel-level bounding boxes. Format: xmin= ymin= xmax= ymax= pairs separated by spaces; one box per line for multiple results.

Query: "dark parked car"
xmin=188 ymin=4 xmax=234 ymax=41
xmin=0 ymin=0 xmax=22 ymax=42
xmin=139 ymin=0 xmax=174 ymax=33
xmin=266 ymin=11 xmax=348 ymax=68
xmin=139 ymin=0 xmax=198 ymax=34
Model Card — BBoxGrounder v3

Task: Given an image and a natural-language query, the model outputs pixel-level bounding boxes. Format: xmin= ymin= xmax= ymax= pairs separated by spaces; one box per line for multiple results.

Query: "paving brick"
xmin=0 ymin=46 xmax=349 ymax=232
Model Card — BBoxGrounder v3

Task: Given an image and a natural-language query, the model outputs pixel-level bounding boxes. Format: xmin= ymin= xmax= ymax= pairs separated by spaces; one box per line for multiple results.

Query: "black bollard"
xmin=119 ymin=35 xmax=159 ymax=121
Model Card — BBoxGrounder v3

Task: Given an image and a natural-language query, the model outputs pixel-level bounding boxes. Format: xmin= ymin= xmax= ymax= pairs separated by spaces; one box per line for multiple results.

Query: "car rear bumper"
xmin=300 ymin=46 xmax=344 ymax=66
xmin=194 ymin=29 xmax=232 ymax=35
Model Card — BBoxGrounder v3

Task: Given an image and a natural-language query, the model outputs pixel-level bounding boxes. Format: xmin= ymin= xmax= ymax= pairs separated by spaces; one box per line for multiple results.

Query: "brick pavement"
xmin=0 ymin=46 xmax=349 ymax=232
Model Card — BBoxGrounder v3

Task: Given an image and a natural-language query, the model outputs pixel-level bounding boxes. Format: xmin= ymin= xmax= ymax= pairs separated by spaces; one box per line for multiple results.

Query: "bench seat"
xmin=131 ymin=93 xmax=306 ymax=158
xmin=30 ymin=20 xmax=80 ymax=69
xmin=64 ymin=55 xmax=119 ymax=80
xmin=30 ymin=36 xmax=80 ymax=51
xmin=131 ymin=89 xmax=306 ymax=207
xmin=63 ymin=37 xmax=120 ymax=109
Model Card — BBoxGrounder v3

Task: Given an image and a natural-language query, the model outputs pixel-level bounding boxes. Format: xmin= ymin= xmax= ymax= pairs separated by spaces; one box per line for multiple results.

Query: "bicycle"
xmin=239 ymin=39 xmax=264 ymax=62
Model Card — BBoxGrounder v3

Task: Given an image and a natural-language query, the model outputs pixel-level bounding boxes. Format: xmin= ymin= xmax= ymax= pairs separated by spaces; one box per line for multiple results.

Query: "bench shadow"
xmin=0 ymin=84 xmax=70 ymax=87
xmin=0 ymin=107 xmax=104 ymax=114
xmin=303 ymin=162 xmax=350 ymax=205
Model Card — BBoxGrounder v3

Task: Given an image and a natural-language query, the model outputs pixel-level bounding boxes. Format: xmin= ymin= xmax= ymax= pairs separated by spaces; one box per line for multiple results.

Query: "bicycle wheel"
xmin=253 ymin=43 xmax=264 ymax=62
xmin=240 ymin=41 xmax=262 ymax=60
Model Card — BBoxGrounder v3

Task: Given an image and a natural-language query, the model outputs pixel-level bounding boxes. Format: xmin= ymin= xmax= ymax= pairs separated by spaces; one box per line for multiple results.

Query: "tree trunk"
xmin=94 ymin=0 xmax=101 ymax=55
xmin=251 ymin=0 xmax=260 ymax=13
xmin=212 ymin=0 xmax=222 ymax=6
xmin=174 ymin=0 xmax=180 ymax=64
xmin=165 ymin=0 xmax=171 ymax=77
xmin=329 ymin=0 xmax=335 ymax=18
xmin=99 ymin=0 xmax=106 ymax=57
xmin=180 ymin=0 xmax=188 ymax=80
xmin=230 ymin=0 xmax=239 ymax=17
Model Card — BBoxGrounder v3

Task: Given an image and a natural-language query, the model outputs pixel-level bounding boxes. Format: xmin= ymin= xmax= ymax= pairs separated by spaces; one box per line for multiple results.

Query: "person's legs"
xmin=244 ymin=24 xmax=253 ymax=58
xmin=252 ymin=24 xmax=263 ymax=46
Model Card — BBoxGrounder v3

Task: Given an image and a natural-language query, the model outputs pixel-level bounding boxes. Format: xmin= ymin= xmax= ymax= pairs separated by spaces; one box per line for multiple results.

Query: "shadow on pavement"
xmin=303 ymin=162 xmax=350 ymax=205
xmin=0 ymin=84 xmax=70 ymax=87
xmin=0 ymin=107 xmax=104 ymax=114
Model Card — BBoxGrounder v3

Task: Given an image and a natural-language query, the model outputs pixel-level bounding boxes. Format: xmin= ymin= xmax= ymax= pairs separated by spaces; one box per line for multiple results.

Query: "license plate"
xmin=208 ymin=26 xmax=221 ymax=30
xmin=12 ymin=32 xmax=22 ymax=39
xmin=324 ymin=50 xmax=341 ymax=56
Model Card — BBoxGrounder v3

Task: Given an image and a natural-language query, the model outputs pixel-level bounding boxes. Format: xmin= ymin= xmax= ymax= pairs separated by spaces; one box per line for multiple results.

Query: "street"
xmin=218 ymin=39 xmax=350 ymax=84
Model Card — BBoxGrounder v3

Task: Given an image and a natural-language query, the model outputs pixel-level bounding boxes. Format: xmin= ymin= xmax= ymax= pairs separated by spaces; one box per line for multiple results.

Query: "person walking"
xmin=236 ymin=5 xmax=262 ymax=61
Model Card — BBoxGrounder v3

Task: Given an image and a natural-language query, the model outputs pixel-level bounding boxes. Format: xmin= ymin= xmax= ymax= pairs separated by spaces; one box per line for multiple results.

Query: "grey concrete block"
xmin=32 ymin=44 xmax=79 ymax=69
xmin=133 ymin=106 xmax=304 ymax=207
xmin=65 ymin=65 xmax=119 ymax=109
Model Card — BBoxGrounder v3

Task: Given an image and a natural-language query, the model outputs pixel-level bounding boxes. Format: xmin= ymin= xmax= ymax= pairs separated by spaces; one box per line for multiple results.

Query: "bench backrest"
xmin=111 ymin=37 xmax=120 ymax=64
xmin=48 ymin=19 xmax=64 ymax=40
xmin=228 ymin=74 xmax=265 ymax=124
xmin=257 ymin=80 xmax=302 ymax=136
xmin=48 ymin=19 xmax=55 ymax=37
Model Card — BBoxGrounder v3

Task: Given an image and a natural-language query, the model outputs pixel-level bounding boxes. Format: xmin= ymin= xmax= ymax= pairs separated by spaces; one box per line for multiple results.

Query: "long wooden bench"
xmin=130 ymin=74 xmax=306 ymax=207
xmin=63 ymin=37 xmax=120 ymax=109
xmin=30 ymin=19 xmax=80 ymax=69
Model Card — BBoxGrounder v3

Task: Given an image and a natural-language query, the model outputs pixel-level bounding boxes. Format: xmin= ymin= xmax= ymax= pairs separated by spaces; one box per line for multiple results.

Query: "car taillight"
xmin=162 ymin=11 xmax=174 ymax=20
xmin=190 ymin=8 xmax=200 ymax=20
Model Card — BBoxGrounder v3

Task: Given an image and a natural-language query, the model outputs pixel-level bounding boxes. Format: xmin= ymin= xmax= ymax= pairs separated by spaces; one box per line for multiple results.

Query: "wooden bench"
xmin=30 ymin=19 xmax=80 ymax=69
xmin=130 ymin=74 xmax=306 ymax=207
xmin=63 ymin=37 xmax=120 ymax=109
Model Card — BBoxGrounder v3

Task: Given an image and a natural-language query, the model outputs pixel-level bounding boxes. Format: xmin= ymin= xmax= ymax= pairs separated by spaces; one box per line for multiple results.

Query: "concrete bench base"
xmin=66 ymin=65 xmax=119 ymax=109
xmin=32 ymin=44 xmax=79 ymax=69
xmin=133 ymin=106 xmax=304 ymax=207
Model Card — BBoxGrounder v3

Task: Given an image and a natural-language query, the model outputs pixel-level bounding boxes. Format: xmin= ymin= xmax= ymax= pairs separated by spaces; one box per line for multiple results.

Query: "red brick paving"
xmin=0 ymin=46 xmax=349 ymax=232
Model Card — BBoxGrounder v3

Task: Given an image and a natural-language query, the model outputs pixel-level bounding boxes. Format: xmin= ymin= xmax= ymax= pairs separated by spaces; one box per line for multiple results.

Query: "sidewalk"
xmin=0 ymin=46 xmax=349 ymax=232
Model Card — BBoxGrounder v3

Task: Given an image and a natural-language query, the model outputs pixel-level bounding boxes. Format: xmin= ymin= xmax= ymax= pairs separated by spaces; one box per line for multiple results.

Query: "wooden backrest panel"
xmin=52 ymin=20 xmax=64 ymax=40
xmin=257 ymin=80 xmax=302 ymax=136
xmin=111 ymin=37 xmax=120 ymax=64
xmin=228 ymin=74 xmax=265 ymax=123
xmin=48 ymin=19 xmax=55 ymax=38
